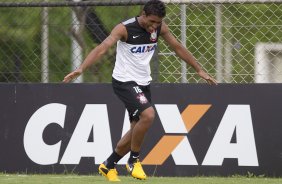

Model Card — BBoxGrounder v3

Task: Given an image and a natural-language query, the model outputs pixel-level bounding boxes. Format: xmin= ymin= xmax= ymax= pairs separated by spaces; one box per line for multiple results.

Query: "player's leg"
xmin=126 ymin=85 xmax=154 ymax=180
xmin=115 ymin=122 xmax=136 ymax=156
xmin=100 ymin=78 xmax=153 ymax=180
xmin=126 ymin=107 xmax=155 ymax=180
xmin=114 ymin=108 xmax=155 ymax=162
xmin=130 ymin=107 xmax=155 ymax=153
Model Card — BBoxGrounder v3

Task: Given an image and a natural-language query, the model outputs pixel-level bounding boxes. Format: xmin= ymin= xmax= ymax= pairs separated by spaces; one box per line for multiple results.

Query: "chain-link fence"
xmin=1 ymin=0 xmax=282 ymax=83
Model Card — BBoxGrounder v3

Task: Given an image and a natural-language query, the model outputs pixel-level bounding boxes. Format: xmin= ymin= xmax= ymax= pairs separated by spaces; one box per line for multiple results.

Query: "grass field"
xmin=0 ymin=174 xmax=282 ymax=184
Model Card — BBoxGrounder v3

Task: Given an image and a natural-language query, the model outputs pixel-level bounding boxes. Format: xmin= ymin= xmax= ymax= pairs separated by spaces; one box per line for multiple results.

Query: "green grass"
xmin=0 ymin=174 xmax=282 ymax=184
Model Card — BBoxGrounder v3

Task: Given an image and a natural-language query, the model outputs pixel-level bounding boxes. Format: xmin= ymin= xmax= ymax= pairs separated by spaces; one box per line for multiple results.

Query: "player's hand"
xmin=197 ymin=70 xmax=218 ymax=85
xmin=63 ymin=68 xmax=83 ymax=83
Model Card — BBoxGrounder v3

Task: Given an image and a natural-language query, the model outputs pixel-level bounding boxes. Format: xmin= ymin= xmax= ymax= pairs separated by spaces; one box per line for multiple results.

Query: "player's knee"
xmin=141 ymin=107 xmax=155 ymax=123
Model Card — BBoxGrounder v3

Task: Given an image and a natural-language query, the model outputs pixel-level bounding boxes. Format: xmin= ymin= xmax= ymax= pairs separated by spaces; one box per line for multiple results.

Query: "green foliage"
xmin=0 ymin=3 xmax=281 ymax=83
xmin=48 ymin=7 xmax=72 ymax=82
xmin=222 ymin=4 xmax=282 ymax=83
xmin=0 ymin=7 xmax=41 ymax=82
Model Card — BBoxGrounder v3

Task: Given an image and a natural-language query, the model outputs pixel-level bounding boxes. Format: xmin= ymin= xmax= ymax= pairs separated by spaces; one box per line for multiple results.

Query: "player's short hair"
xmin=143 ymin=0 xmax=166 ymax=18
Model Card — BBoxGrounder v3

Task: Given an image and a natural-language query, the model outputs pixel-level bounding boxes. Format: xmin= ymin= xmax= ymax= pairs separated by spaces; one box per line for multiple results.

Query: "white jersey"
xmin=112 ymin=17 xmax=161 ymax=85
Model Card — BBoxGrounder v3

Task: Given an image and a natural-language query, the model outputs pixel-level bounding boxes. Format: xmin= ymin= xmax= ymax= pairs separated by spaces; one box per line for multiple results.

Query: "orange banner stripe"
xmin=181 ymin=104 xmax=211 ymax=132
xmin=142 ymin=135 xmax=185 ymax=165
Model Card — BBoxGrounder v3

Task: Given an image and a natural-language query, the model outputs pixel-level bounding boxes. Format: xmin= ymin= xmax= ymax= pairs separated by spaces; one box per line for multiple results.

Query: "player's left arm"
xmin=160 ymin=22 xmax=217 ymax=85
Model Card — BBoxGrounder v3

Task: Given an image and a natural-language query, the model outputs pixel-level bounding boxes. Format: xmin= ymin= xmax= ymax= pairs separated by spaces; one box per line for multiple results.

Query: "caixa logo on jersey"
xmin=130 ymin=44 xmax=157 ymax=53
xmin=23 ymin=103 xmax=258 ymax=167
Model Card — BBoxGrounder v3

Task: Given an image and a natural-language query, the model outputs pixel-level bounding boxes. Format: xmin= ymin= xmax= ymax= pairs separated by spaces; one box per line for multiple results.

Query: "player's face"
xmin=143 ymin=14 xmax=163 ymax=33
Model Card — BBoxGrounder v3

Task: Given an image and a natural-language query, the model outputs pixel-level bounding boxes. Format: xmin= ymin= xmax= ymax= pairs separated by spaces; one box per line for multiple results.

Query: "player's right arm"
xmin=63 ymin=23 xmax=127 ymax=83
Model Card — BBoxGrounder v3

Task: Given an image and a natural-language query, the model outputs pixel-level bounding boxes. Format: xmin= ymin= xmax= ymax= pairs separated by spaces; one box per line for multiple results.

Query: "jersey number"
xmin=133 ymin=86 xmax=142 ymax=94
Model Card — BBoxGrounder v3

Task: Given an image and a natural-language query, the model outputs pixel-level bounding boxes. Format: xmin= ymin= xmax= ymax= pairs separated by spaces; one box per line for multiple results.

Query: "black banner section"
xmin=0 ymin=84 xmax=282 ymax=176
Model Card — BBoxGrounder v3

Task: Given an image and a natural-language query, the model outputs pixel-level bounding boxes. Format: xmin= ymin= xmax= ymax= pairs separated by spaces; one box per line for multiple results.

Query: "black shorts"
xmin=112 ymin=77 xmax=152 ymax=122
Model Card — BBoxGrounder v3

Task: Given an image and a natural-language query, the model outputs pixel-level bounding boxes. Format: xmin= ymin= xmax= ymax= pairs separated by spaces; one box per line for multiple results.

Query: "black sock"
xmin=128 ymin=151 xmax=139 ymax=164
xmin=104 ymin=151 xmax=122 ymax=169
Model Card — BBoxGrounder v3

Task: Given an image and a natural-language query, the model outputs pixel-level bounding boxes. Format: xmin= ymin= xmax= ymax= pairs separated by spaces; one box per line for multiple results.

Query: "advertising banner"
xmin=0 ymin=84 xmax=282 ymax=176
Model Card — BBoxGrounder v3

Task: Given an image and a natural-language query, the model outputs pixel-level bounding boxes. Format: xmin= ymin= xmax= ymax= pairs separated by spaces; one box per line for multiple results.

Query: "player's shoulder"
xmin=122 ymin=17 xmax=137 ymax=26
xmin=110 ymin=22 xmax=127 ymax=41
xmin=112 ymin=23 xmax=126 ymax=33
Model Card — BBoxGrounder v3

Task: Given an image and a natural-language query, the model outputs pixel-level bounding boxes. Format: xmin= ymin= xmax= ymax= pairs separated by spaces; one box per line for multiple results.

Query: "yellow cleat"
xmin=98 ymin=163 xmax=121 ymax=182
xmin=126 ymin=160 xmax=147 ymax=180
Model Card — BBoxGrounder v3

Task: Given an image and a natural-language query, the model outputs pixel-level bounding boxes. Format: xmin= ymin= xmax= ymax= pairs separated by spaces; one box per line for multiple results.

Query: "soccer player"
xmin=63 ymin=0 xmax=217 ymax=181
